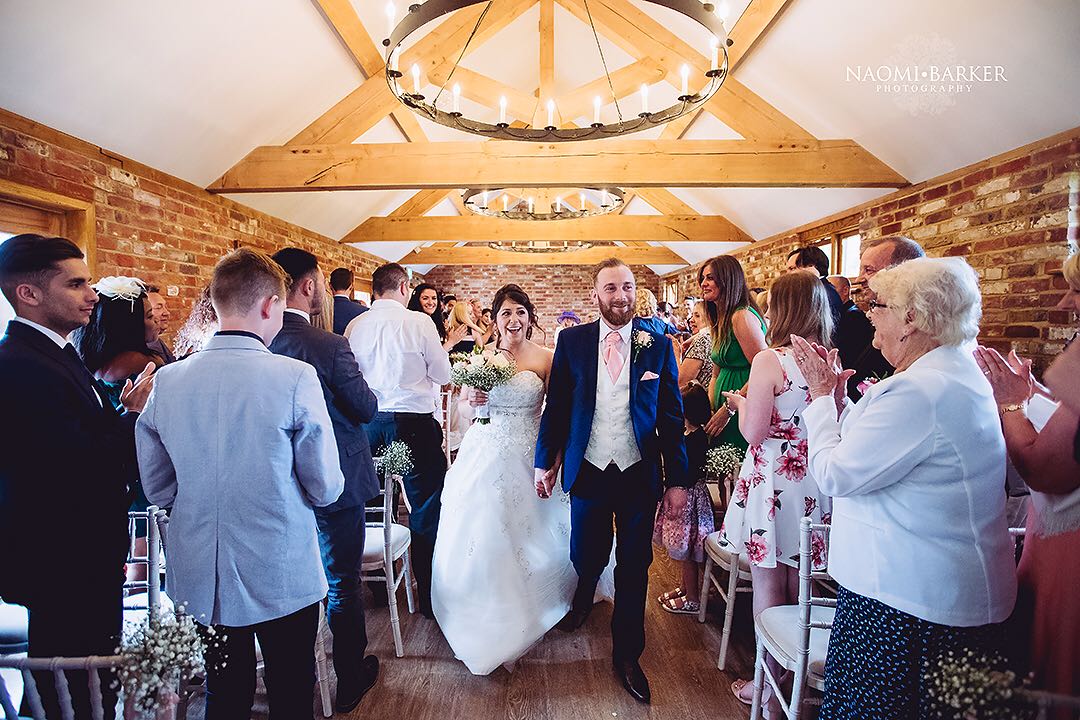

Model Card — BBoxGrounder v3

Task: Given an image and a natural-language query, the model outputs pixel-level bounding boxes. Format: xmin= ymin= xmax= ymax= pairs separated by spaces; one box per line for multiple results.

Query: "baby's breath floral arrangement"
xmin=705 ymin=444 xmax=746 ymax=481
xmin=925 ymin=649 xmax=1034 ymax=719
xmin=117 ymin=609 xmax=220 ymax=717
xmin=376 ymin=440 xmax=414 ymax=478
xmin=450 ymin=346 xmax=516 ymax=424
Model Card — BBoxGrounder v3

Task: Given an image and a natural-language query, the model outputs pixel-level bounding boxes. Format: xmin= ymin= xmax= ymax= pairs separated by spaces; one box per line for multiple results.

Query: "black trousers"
xmin=202 ymin=602 xmax=320 ymax=720
xmin=26 ymin=571 xmax=124 ymax=720
xmin=365 ymin=411 xmax=447 ymax=610
xmin=568 ymin=461 xmax=657 ymax=662
xmin=315 ymin=504 xmax=368 ymax=689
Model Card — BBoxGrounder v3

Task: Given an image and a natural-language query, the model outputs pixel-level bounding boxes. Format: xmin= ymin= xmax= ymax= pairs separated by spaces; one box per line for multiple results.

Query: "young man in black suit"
xmin=329 ymin=267 xmax=366 ymax=335
xmin=0 ymin=234 xmax=153 ymax=718
xmin=270 ymin=249 xmax=381 ymax=712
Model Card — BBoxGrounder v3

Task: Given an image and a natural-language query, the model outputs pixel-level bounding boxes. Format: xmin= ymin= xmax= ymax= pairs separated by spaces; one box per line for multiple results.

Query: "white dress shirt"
xmin=585 ymin=318 xmax=641 ymax=471
xmin=345 ymin=299 xmax=451 ymax=414
xmin=12 ymin=316 xmax=69 ymax=347
xmin=802 ymin=344 xmax=1017 ymax=627
xmin=284 ymin=307 xmax=311 ymax=323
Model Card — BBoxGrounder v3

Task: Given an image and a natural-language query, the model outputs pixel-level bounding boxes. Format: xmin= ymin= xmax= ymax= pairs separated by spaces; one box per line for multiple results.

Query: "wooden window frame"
xmin=0 ymin=179 xmax=96 ymax=271
xmin=806 ymin=226 xmax=860 ymax=277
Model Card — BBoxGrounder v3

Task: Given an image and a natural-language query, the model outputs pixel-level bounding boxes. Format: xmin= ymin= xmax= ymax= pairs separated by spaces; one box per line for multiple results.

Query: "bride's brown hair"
xmin=492 ymin=284 xmax=539 ymax=340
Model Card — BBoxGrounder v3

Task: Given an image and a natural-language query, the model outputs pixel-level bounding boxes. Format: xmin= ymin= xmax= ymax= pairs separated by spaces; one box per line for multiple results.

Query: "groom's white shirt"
xmin=585 ymin=317 xmax=641 ymax=471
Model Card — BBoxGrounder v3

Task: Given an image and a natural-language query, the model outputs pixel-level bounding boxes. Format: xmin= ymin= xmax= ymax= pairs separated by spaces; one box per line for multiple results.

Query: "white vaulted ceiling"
xmin=1 ymin=0 xmax=1078 ymax=271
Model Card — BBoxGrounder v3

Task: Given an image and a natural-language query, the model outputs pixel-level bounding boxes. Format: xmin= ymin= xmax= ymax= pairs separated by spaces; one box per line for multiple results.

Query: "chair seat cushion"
xmin=704 ymin=531 xmax=751 ymax=573
xmin=0 ymin=603 xmax=28 ymax=654
xmin=755 ymin=603 xmax=834 ymax=687
xmin=362 ymin=523 xmax=410 ymax=566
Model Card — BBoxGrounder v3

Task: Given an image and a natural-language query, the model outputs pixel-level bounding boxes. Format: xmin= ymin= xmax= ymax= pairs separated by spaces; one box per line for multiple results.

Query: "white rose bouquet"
xmin=450 ymin=345 xmax=516 ymax=424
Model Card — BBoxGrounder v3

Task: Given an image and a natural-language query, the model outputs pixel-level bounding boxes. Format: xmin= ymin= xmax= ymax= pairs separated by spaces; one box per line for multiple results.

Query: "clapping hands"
xmin=120 ymin=362 xmax=156 ymax=414
xmin=791 ymin=335 xmax=853 ymax=411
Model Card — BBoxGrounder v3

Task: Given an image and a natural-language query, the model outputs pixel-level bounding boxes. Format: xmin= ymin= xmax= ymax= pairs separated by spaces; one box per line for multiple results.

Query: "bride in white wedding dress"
xmin=431 ymin=285 xmax=611 ymax=675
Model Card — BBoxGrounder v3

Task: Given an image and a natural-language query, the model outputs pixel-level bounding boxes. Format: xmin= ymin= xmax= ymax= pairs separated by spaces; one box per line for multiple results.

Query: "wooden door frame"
xmin=0 ymin=179 xmax=96 ymax=271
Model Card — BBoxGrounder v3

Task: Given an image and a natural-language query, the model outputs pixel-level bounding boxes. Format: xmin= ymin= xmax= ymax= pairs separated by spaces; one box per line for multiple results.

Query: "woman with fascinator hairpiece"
xmin=72 ymin=276 xmax=160 ymax=565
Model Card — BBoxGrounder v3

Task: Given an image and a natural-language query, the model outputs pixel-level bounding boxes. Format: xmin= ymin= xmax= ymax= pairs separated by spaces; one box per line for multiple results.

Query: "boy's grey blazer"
xmin=136 ymin=334 xmax=345 ymax=627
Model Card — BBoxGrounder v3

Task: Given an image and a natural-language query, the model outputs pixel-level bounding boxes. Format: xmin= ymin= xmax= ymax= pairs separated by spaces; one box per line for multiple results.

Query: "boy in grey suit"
xmin=137 ymin=249 xmax=344 ymax=720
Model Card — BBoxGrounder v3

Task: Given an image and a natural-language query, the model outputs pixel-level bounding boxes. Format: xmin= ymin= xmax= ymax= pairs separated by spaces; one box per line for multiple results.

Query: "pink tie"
xmin=603 ymin=331 xmax=625 ymax=384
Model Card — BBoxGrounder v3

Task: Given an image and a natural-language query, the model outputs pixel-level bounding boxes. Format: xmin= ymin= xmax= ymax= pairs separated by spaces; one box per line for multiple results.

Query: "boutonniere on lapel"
xmin=631 ymin=330 xmax=653 ymax=361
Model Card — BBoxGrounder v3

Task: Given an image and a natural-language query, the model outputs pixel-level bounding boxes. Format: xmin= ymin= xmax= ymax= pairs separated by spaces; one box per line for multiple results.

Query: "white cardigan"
xmin=803 ymin=344 xmax=1016 ymax=627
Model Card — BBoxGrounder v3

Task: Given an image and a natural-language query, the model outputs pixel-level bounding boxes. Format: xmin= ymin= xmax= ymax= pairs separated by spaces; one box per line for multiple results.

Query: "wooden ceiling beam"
xmin=210 ymin=139 xmax=908 ymax=193
xmin=346 ymin=213 xmax=750 ymax=244
xmin=555 ymin=0 xmax=812 ymax=140
xmin=397 ymin=245 xmax=690 ymax=265
xmin=557 ymin=58 xmax=666 ymax=126
xmin=284 ymin=0 xmax=535 ymax=147
xmin=311 ymin=0 xmax=429 ymax=143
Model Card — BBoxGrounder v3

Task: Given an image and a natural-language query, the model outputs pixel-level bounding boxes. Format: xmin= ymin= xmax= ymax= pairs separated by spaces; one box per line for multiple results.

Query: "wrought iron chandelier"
xmin=383 ymin=0 xmax=730 ymax=142
xmin=463 ymin=187 xmax=624 ymax=220
xmin=489 ymin=240 xmax=595 ymax=252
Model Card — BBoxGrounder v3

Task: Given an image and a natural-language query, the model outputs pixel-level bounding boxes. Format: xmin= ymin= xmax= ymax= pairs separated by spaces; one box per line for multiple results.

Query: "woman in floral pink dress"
xmin=718 ymin=271 xmax=834 ymax=710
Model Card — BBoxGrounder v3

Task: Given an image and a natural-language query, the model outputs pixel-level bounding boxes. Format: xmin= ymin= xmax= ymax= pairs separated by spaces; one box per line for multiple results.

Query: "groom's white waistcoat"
xmin=585 ymin=318 xmax=641 ymax=471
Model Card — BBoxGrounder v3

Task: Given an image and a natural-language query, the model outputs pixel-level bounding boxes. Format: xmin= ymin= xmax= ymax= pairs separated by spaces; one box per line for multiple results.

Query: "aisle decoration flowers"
xmin=376 ymin=440 xmax=414 ymax=479
xmin=117 ymin=608 xmax=221 ymax=718
xmin=450 ymin=346 xmax=516 ymax=424
xmin=705 ymin=443 xmax=746 ymax=482
xmin=925 ymin=649 xmax=1037 ymax=719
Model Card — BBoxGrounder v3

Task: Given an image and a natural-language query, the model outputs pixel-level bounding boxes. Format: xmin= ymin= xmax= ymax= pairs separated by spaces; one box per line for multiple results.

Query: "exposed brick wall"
xmin=423 ymin=264 xmax=661 ymax=346
xmin=663 ymin=128 xmax=1080 ymax=373
xmin=0 ymin=109 xmax=389 ymax=342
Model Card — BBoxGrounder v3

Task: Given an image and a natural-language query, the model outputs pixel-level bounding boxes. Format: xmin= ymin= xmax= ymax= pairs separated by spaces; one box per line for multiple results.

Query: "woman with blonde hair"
xmin=718 ymin=271 xmax=835 ymax=710
xmin=697 ymin=255 xmax=768 ymax=448
xmin=447 ymin=299 xmax=486 ymax=354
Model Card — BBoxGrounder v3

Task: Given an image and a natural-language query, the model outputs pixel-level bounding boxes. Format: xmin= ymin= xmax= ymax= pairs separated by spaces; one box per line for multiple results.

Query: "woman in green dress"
xmin=697 ymin=256 xmax=768 ymax=450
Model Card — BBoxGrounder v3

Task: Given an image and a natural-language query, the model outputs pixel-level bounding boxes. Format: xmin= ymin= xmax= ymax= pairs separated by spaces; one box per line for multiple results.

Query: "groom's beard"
xmin=598 ymin=298 xmax=634 ymax=328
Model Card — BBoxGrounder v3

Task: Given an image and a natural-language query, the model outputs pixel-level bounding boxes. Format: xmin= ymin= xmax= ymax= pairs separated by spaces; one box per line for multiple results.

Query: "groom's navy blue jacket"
xmin=535 ymin=318 xmax=689 ymax=496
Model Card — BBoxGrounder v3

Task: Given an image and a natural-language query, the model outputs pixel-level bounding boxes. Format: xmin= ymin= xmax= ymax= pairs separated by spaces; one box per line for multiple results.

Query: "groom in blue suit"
xmin=535 ymin=258 xmax=689 ymax=704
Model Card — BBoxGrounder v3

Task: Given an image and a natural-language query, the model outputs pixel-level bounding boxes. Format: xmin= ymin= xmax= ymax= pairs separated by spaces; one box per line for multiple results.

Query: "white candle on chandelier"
xmin=481 ymin=190 xmax=488 ymax=209
xmin=602 ymin=190 xmax=610 ymax=207
xmin=639 ymin=83 xmax=649 ymax=114
xmin=579 ymin=192 xmax=586 ymax=210
xmin=452 ymin=83 xmax=461 ymax=113
xmin=502 ymin=195 xmax=509 ymax=211
xmin=528 ymin=196 xmax=535 ymax=213
xmin=410 ymin=64 xmax=421 ymax=95
xmin=680 ymin=64 xmax=690 ymax=96
xmin=593 ymin=95 xmax=602 ymax=124
xmin=499 ymin=95 xmax=507 ymax=124
xmin=710 ymin=37 xmax=720 ymax=71
xmin=555 ymin=197 xmax=562 ymax=212
xmin=546 ymin=99 xmax=555 ymax=127
xmin=385 ymin=2 xmax=395 ymax=41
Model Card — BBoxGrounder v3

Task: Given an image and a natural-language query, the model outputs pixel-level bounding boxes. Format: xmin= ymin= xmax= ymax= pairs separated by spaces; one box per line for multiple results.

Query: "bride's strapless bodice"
xmin=480 ymin=370 xmax=544 ymax=453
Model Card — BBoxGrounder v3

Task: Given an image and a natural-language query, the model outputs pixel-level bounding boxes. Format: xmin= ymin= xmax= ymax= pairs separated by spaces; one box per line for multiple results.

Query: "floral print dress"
xmin=718 ymin=348 xmax=831 ymax=569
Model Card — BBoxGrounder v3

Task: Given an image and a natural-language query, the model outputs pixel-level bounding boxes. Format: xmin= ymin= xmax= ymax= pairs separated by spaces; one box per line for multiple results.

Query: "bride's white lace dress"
xmin=431 ymin=370 xmax=610 ymax=675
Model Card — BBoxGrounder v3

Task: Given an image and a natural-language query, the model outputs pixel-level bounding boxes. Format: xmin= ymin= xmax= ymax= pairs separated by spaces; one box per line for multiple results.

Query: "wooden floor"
xmin=189 ymin=553 xmax=759 ymax=720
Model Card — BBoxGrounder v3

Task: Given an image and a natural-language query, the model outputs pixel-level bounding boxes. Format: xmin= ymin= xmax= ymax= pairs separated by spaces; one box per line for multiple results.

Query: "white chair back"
xmin=124 ymin=505 xmax=161 ymax=621
xmin=0 ymin=654 xmax=124 ymax=720
xmin=750 ymin=517 xmax=834 ymax=720
xmin=362 ymin=461 xmax=415 ymax=657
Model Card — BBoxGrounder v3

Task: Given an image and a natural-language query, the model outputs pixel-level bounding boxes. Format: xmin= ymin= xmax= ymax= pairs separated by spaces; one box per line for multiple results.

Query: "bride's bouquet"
xmin=450 ymin=345 xmax=516 ymax=424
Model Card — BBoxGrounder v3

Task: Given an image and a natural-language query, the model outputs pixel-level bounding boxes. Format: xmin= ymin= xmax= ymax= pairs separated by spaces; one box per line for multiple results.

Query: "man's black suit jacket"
xmin=333 ymin=295 xmax=367 ymax=336
xmin=270 ymin=313 xmax=380 ymax=511
xmin=0 ymin=321 xmax=136 ymax=606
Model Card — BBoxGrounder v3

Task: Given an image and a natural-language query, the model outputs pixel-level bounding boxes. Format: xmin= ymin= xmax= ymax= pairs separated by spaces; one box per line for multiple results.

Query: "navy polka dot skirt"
xmin=819 ymin=585 xmax=1008 ymax=719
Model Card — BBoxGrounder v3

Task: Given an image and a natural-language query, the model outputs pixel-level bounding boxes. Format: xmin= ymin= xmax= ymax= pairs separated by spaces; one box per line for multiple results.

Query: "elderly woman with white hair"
xmin=791 ymin=257 xmax=1017 ymax=719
